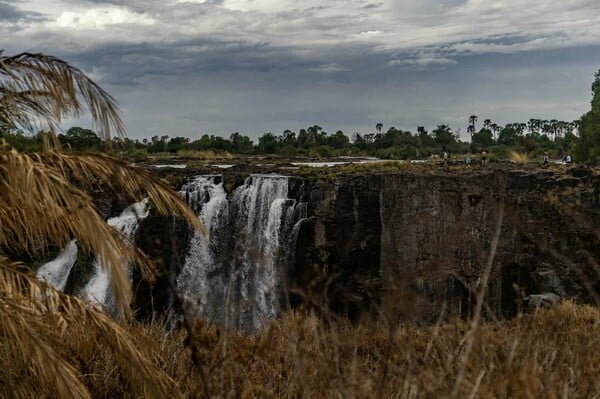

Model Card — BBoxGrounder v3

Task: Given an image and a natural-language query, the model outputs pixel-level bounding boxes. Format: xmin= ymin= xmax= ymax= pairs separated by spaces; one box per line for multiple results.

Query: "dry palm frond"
xmin=0 ymin=256 xmax=181 ymax=398
xmin=0 ymin=49 xmax=201 ymax=397
xmin=0 ymin=146 xmax=132 ymax=316
xmin=0 ymin=144 xmax=204 ymax=316
xmin=34 ymin=150 xmax=204 ymax=232
xmin=0 ymin=50 xmax=124 ymax=140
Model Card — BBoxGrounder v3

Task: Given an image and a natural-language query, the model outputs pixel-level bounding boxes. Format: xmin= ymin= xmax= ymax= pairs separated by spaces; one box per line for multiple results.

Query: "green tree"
xmin=471 ymin=128 xmax=494 ymax=148
xmin=297 ymin=129 xmax=309 ymax=148
xmin=417 ymin=126 xmax=436 ymax=147
xmin=432 ymin=124 xmax=456 ymax=151
xmin=497 ymin=126 xmax=519 ymax=146
xmin=65 ymin=126 xmax=103 ymax=151
xmin=281 ymin=129 xmax=297 ymax=147
xmin=467 ymin=115 xmax=478 ymax=136
xmin=166 ymin=136 xmax=190 ymax=153
xmin=257 ymin=132 xmax=279 ymax=154
xmin=327 ymin=130 xmax=350 ymax=149
xmin=574 ymin=70 xmax=600 ymax=162
xmin=352 ymin=133 xmax=366 ymax=150
xmin=230 ymin=132 xmax=253 ymax=154
xmin=307 ymin=125 xmax=325 ymax=146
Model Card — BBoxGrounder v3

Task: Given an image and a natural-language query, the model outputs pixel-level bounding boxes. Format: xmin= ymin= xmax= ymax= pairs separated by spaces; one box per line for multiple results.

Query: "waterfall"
xmin=177 ymin=174 xmax=306 ymax=330
xmin=81 ymin=199 xmax=149 ymax=309
xmin=177 ymin=176 xmax=229 ymax=323
xmin=37 ymin=240 xmax=78 ymax=291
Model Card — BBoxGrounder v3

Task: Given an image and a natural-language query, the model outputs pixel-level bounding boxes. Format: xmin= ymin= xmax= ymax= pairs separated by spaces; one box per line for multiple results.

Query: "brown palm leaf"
xmin=0 ymin=146 xmax=134 ymax=316
xmin=0 ymin=50 xmax=124 ymax=140
xmin=34 ymin=150 xmax=204 ymax=231
xmin=0 ymin=256 xmax=181 ymax=398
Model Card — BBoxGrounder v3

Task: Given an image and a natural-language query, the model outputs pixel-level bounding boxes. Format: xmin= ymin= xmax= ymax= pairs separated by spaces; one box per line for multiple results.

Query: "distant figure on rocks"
xmin=524 ymin=293 xmax=561 ymax=309
xmin=443 ymin=151 xmax=448 ymax=170
xmin=465 ymin=155 xmax=472 ymax=166
xmin=480 ymin=150 xmax=487 ymax=167
xmin=543 ymin=152 xmax=549 ymax=166
xmin=563 ymin=154 xmax=572 ymax=164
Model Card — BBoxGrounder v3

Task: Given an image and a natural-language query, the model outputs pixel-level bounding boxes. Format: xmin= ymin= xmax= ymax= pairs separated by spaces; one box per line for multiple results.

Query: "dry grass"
xmin=3 ymin=300 xmax=599 ymax=398
xmin=0 ymin=256 xmax=179 ymax=399
xmin=509 ymin=151 xmax=529 ymax=164
xmin=176 ymin=149 xmax=218 ymax=159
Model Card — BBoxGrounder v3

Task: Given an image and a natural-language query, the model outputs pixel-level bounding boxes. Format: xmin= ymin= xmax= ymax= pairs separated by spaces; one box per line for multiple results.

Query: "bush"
xmin=126 ymin=148 xmax=149 ymax=163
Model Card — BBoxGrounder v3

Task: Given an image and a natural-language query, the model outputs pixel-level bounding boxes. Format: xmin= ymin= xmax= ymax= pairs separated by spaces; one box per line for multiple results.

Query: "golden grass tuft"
xmin=176 ymin=149 xmax=217 ymax=159
xmin=509 ymin=151 xmax=529 ymax=164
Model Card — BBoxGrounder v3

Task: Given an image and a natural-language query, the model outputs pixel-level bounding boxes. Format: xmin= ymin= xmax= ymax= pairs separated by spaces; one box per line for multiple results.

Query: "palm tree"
xmin=0 ymin=50 xmax=203 ymax=397
xmin=483 ymin=119 xmax=491 ymax=131
xmin=468 ymin=115 xmax=478 ymax=136
xmin=376 ymin=123 xmax=383 ymax=135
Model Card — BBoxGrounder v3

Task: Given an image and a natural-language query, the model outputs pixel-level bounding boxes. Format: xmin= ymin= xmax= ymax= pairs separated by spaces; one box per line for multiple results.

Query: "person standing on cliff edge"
xmin=480 ymin=150 xmax=488 ymax=167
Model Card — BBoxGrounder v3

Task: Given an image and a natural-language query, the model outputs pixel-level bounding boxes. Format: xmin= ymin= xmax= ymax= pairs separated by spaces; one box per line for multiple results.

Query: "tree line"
xmin=3 ymin=70 xmax=600 ymax=163
xmin=0 ymin=121 xmax=580 ymax=160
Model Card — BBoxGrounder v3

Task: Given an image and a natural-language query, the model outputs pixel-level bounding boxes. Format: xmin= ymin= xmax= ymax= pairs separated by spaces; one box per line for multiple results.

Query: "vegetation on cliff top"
xmin=7 ymin=71 xmax=600 ymax=163
xmin=574 ymin=70 xmax=600 ymax=162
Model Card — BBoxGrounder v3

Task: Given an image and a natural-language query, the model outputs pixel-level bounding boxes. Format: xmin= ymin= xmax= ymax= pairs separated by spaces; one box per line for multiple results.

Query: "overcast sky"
xmin=3 ymin=0 xmax=600 ymax=140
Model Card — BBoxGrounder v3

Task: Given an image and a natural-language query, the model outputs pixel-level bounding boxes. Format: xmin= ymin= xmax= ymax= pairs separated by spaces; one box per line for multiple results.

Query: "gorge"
xmin=37 ymin=163 xmax=600 ymax=327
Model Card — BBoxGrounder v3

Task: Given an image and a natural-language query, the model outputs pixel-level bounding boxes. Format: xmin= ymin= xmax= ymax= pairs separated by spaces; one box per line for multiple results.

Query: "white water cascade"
xmin=177 ymin=176 xmax=229 ymax=323
xmin=81 ymin=199 xmax=149 ymax=310
xmin=37 ymin=240 xmax=78 ymax=291
xmin=177 ymin=174 xmax=306 ymax=330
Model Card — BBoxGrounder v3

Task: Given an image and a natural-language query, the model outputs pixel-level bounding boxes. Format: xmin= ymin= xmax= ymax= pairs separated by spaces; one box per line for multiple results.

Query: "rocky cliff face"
xmin=135 ymin=164 xmax=600 ymax=324
xmin=297 ymin=166 xmax=600 ymax=323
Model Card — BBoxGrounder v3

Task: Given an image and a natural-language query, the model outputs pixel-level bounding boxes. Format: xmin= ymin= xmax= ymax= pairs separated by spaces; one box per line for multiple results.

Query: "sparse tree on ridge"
xmin=574 ymin=69 xmax=600 ymax=162
xmin=468 ymin=115 xmax=478 ymax=136
xmin=432 ymin=124 xmax=456 ymax=152
xmin=483 ymin=119 xmax=491 ymax=131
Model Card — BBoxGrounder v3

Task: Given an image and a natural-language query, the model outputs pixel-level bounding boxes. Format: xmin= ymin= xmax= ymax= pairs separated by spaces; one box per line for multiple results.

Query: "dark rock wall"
xmin=301 ymin=167 xmax=600 ymax=322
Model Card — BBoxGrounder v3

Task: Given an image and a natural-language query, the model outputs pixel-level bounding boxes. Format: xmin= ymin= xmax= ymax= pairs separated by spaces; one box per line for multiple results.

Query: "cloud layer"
xmin=2 ymin=0 xmax=600 ymax=138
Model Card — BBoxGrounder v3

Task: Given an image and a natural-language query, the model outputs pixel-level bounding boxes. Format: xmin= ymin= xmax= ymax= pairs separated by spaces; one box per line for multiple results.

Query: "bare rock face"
xmin=297 ymin=167 xmax=600 ymax=323
xmin=524 ymin=293 xmax=561 ymax=309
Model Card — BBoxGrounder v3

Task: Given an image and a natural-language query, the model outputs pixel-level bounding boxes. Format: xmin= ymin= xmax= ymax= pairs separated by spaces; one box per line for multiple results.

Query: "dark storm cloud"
xmin=0 ymin=2 xmax=46 ymax=21
xmin=362 ymin=3 xmax=382 ymax=10
xmin=67 ymin=38 xmax=326 ymax=86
